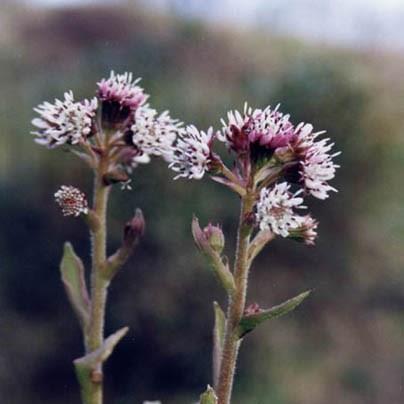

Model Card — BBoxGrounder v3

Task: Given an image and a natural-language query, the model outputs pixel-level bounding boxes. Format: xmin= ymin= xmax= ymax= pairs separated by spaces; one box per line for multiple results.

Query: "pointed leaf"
xmin=74 ymin=327 xmax=129 ymax=370
xmin=213 ymin=302 xmax=226 ymax=388
xmin=60 ymin=242 xmax=90 ymax=328
xmin=238 ymin=290 xmax=312 ymax=338
xmin=200 ymin=385 xmax=218 ymax=404
xmin=74 ymin=327 xmax=129 ymax=402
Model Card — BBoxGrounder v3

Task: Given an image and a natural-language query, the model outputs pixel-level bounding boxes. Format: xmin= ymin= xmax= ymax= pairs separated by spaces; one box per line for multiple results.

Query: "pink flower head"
xmin=97 ymin=71 xmax=147 ymax=110
xmin=220 ymin=103 xmax=296 ymax=155
xmin=97 ymin=71 xmax=148 ymax=126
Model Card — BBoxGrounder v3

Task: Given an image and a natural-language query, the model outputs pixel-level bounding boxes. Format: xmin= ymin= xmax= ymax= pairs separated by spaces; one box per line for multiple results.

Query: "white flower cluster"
xmin=256 ymin=182 xmax=306 ymax=238
xmin=169 ymin=125 xmax=214 ymax=180
xmin=131 ymin=106 xmax=184 ymax=166
xmin=32 ymin=92 xmax=97 ymax=148
xmin=300 ymin=137 xmax=340 ymax=200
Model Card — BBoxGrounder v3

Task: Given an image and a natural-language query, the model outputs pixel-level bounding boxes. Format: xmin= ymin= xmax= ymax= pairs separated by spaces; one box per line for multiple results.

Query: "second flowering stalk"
xmin=170 ymin=103 xmax=339 ymax=404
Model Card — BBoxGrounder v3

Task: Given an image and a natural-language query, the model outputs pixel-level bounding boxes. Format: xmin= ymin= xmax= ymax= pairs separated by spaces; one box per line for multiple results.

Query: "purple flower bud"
xmin=192 ymin=217 xmax=225 ymax=254
xmin=123 ymin=209 xmax=145 ymax=247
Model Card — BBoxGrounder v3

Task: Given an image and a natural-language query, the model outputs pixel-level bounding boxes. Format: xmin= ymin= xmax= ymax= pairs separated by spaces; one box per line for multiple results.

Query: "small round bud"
xmin=203 ymin=223 xmax=225 ymax=253
xmin=54 ymin=185 xmax=88 ymax=217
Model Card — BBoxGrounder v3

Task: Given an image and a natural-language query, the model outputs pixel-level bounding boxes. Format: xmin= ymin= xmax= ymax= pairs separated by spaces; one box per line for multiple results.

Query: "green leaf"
xmin=213 ymin=302 xmax=226 ymax=387
xmin=60 ymin=242 xmax=90 ymax=329
xmin=200 ymin=385 xmax=218 ymax=404
xmin=74 ymin=327 xmax=129 ymax=370
xmin=237 ymin=290 xmax=312 ymax=338
xmin=74 ymin=327 xmax=129 ymax=403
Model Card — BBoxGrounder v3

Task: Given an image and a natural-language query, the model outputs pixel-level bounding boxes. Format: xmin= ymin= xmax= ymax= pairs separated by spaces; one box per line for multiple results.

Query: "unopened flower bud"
xmin=54 ymin=185 xmax=88 ymax=217
xmin=123 ymin=208 xmax=145 ymax=247
xmin=203 ymin=223 xmax=225 ymax=254
xmin=192 ymin=217 xmax=225 ymax=254
xmin=192 ymin=216 xmax=235 ymax=294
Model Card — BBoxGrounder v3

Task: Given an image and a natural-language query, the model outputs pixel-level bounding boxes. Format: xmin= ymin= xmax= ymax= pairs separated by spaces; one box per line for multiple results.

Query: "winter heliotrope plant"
xmin=32 ymin=71 xmax=184 ymax=404
xmin=32 ymin=70 xmax=339 ymax=404
xmin=168 ymin=102 xmax=339 ymax=404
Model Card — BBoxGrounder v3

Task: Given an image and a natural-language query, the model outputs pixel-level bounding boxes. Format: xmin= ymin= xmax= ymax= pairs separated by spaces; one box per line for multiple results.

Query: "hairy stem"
xmin=79 ymin=161 xmax=110 ymax=404
xmin=217 ymin=193 xmax=254 ymax=404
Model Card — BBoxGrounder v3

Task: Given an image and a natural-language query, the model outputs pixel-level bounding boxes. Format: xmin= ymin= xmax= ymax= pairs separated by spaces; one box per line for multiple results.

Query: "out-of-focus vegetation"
xmin=1 ymin=2 xmax=404 ymax=403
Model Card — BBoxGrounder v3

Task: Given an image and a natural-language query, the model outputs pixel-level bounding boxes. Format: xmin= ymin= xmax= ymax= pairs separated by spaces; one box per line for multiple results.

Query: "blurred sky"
xmin=29 ymin=0 xmax=404 ymax=50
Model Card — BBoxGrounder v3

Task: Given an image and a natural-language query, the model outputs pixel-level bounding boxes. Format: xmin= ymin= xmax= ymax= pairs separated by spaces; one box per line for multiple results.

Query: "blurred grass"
xmin=0 ymin=2 xmax=404 ymax=403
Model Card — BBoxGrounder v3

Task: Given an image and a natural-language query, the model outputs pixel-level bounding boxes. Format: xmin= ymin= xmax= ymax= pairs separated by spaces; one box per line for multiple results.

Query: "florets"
xmin=169 ymin=125 xmax=214 ymax=179
xmin=32 ymin=92 xmax=97 ymax=148
xmin=54 ymin=185 xmax=88 ymax=217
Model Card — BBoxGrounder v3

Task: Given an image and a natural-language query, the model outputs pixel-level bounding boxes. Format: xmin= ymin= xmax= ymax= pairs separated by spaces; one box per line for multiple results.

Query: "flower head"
xmin=169 ymin=125 xmax=214 ymax=180
xmin=220 ymin=103 xmax=295 ymax=154
xmin=300 ymin=138 xmax=339 ymax=200
xmin=97 ymin=71 xmax=148 ymax=126
xmin=256 ymin=182 xmax=305 ymax=237
xmin=97 ymin=71 xmax=147 ymax=110
xmin=130 ymin=106 xmax=183 ymax=164
xmin=54 ymin=185 xmax=88 ymax=217
xmin=32 ymin=92 xmax=97 ymax=148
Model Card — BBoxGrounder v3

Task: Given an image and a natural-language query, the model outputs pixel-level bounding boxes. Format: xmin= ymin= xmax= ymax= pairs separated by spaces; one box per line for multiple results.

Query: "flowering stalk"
xmin=169 ymin=102 xmax=339 ymax=403
xmin=32 ymin=71 xmax=182 ymax=404
xmin=84 ymin=163 xmax=110 ymax=403
xmin=216 ymin=193 xmax=255 ymax=403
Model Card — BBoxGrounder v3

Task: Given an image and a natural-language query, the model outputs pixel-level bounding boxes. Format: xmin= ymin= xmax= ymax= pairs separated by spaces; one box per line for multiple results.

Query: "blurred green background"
xmin=1 ymin=1 xmax=404 ymax=403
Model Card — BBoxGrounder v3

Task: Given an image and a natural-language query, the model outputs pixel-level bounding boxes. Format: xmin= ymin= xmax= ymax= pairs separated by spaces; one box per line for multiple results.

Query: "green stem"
xmin=78 ymin=162 xmax=110 ymax=404
xmin=217 ymin=193 xmax=254 ymax=404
